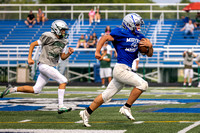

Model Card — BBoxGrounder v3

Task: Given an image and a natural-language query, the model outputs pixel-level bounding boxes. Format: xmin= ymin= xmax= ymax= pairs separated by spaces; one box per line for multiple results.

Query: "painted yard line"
xmin=133 ymin=121 xmax=144 ymax=124
xmin=0 ymin=120 xmax=198 ymax=124
xmin=178 ymin=120 xmax=200 ymax=133
xmin=0 ymin=129 xmax=126 ymax=133
xmin=18 ymin=119 xmax=32 ymax=123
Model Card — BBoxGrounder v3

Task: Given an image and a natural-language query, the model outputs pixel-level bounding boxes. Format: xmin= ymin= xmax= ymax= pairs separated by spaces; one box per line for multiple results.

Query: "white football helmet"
xmin=122 ymin=13 xmax=144 ymax=33
xmin=51 ymin=20 xmax=69 ymax=38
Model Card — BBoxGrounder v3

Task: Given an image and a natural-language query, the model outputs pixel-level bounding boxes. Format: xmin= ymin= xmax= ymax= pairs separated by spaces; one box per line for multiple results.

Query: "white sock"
xmin=10 ymin=87 xmax=17 ymax=93
xmin=183 ymin=83 xmax=186 ymax=86
xmin=58 ymin=89 xmax=65 ymax=107
xmin=189 ymin=83 xmax=192 ymax=86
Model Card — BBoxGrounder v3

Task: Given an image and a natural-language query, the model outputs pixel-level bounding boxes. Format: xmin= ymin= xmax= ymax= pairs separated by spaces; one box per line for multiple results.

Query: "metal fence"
xmin=0 ymin=3 xmax=196 ymax=20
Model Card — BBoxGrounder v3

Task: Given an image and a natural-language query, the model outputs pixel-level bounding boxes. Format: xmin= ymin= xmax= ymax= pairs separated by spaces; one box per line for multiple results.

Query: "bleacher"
xmin=0 ymin=19 xmax=200 ymax=69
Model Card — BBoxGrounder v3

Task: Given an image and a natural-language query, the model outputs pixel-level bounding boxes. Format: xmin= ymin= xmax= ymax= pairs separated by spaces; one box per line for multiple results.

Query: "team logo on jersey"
xmin=125 ymin=38 xmax=139 ymax=52
xmin=126 ymin=38 xmax=140 ymax=43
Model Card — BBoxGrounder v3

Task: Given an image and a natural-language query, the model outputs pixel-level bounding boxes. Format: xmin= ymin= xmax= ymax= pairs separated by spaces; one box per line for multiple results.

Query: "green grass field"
xmin=0 ymin=86 xmax=200 ymax=133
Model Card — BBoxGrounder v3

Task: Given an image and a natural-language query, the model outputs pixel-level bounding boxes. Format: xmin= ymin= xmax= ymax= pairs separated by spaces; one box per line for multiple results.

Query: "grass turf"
xmin=0 ymin=86 xmax=200 ymax=133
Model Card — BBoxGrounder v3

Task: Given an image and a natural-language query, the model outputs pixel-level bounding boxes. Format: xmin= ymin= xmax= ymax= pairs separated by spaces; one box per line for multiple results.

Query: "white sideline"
xmin=0 ymin=129 xmax=126 ymax=133
xmin=178 ymin=121 xmax=200 ymax=133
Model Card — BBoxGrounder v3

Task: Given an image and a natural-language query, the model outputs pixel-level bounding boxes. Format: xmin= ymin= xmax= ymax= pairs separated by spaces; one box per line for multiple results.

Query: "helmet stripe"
xmin=122 ymin=22 xmax=131 ymax=31
xmin=131 ymin=15 xmax=136 ymax=25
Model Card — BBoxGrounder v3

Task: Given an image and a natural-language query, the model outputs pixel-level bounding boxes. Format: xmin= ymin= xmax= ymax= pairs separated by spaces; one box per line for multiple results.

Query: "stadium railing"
xmin=0 ymin=3 xmax=194 ymax=20
xmin=150 ymin=12 xmax=164 ymax=45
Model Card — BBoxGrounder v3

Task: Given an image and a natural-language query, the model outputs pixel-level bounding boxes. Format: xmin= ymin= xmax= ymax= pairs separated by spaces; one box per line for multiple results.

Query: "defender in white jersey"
xmin=1 ymin=20 xmax=74 ymax=114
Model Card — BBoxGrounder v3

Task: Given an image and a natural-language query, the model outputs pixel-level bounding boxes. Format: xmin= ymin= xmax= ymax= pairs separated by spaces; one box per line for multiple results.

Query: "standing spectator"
xmin=194 ymin=12 xmax=200 ymax=29
xmin=1 ymin=20 xmax=74 ymax=114
xmin=105 ymin=26 xmax=111 ymax=35
xmin=76 ymin=34 xmax=87 ymax=48
xmin=92 ymin=32 xmax=98 ymax=47
xmin=95 ymin=8 xmax=101 ymax=23
xmin=180 ymin=20 xmax=195 ymax=39
xmin=100 ymin=47 xmax=112 ymax=88
xmin=88 ymin=8 xmax=95 ymax=25
xmin=87 ymin=35 xmax=95 ymax=48
xmin=101 ymin=41 xmax=112 ymax=57
xmin=195 ymin=54 xmax=200 ymax=87
xmin=132 ymin=58 xmax=139 ymax=72
xmin=24 ymin=10 xmax=36 ymax=28
xmin=37 ymin=8 xmax=47 ymax=25
xmin=183 ymin=49 xmax=197 ymax=87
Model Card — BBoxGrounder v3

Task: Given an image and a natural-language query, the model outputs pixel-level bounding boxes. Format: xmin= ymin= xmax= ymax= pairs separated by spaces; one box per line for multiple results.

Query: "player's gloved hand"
xmin=28 ymin=58 xmax=34 ymax=65
xmin=95 ymin=51 xmax=101 ymax=60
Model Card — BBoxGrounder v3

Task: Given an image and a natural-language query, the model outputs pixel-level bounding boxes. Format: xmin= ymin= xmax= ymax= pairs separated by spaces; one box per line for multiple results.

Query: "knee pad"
xmin=138 ymin=80 xmax=148 ymax=91
xmin=33 ymin=85 xmax=42 ymax=94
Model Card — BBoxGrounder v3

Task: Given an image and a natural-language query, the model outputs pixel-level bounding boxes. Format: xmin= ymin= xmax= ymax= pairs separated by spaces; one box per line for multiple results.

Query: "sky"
xmin=152 ymin=0 xmax=199 ymax=3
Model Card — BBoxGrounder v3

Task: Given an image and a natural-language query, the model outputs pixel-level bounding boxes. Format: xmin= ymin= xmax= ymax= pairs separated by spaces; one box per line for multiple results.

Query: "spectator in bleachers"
xmin=180 ymin=20 xmax=195 ymax=39
xmin=37 ymin=8 xmax=47 ymax=25
xmin=105 ymin=25 xmax=111 ymax=35
xmin=76 ymin=34 xmax=87 ymax=48
xmin=95 ymin=8 xmax=101 ymax=23
xmin=88 ymin=8 xmax=95 ymax=25
xmin=194 ymin=12 xmax=200 ymax=29
xmin=183 ymin=49 xmax=197 ymax=87
xmin=92 ymin=32 xmax=98 ymax=47
xmin=99 ymin=47 xmax=112 ymax=88
xmin=24 ymin=10 xmax=36 ymax=28
xmin=181 ymin=16 xmax=189 ymax=26
xmin=98 ymin=33 xmax=104 ymax=42
xmin=87 ymin=35 xmax=96 ymax=48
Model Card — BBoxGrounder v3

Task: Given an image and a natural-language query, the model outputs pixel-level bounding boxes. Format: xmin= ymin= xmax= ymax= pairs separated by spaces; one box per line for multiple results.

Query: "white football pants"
xmin=33 ymin=63 xmax=68 ymax=93
xmin=102 ymin=63 xmax=148 ymax=102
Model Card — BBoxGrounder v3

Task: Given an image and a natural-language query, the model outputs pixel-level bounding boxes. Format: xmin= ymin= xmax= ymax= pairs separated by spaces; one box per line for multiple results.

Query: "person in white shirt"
xmin=132 ymin=58 xmax=139 ymax=72
xmin=101 ymin=41 xmax=112 ymax=56
xmin=180 ymin=20 xmax=195 ymax=39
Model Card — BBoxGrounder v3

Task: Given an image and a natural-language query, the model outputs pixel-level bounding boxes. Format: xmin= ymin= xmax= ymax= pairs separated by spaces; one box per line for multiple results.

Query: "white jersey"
xmin=37 ymin=32 xmax=68 ymax=66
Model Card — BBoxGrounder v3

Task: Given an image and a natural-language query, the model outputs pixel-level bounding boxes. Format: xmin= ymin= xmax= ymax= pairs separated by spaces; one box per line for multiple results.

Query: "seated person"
xmin=92 ymin=32 xmax=98 ymax=47
xmin=180 ymin=20 xmax=195 ymax=39
xmin=95 ymin=8 xmax=101 ymax=23
xmin=194 ymin=12 xmax=200 ymax=29
xmin=105 ymin=25 xmax=111 ymax=35
xmin=88 ymin=8 xmax=95 ymax=25
xmin=24 ymin=10 xmax=36 ymax=28
xmin=37 ymin=8 xmax=47 ymax=25
xmin=76 ymin=34 xmax=87 ymax=48
xmin=87 ymin=35 xmax=95 ymax=48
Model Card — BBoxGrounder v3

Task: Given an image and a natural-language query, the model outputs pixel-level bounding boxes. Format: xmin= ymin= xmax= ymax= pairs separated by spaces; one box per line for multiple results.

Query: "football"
xmin=138 ymin=38 xmax=148 ymax=54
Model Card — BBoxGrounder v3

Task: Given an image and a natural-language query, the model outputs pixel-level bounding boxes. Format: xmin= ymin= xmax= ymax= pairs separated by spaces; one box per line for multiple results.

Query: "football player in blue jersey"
xmin=80 ymin=13 xmax=153 ymax=127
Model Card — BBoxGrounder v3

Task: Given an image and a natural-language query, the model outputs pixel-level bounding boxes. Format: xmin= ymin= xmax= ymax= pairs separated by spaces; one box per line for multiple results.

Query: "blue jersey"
xmin=110 ymin=27 xmax=145 ymax=67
